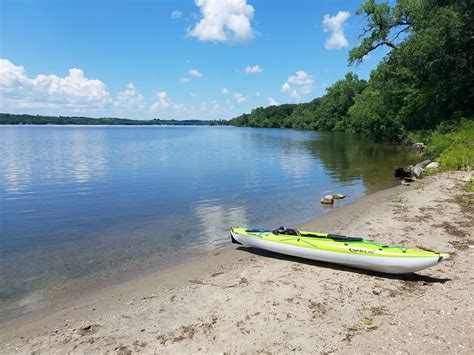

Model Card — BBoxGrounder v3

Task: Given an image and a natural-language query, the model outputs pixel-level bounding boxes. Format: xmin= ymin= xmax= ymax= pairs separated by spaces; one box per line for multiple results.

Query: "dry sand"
xmin=1 ymin=171 xmax=473 ymax=354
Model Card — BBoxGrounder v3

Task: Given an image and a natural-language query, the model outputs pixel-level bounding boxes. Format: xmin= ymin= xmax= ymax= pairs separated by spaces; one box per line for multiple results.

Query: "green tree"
xmin=348 ymin=0 xmax=414 ymax=64
xmin=349 ymin=0 xmax=473 ymax=140
xmin=315 ymin=73 xmax=367 ymax=131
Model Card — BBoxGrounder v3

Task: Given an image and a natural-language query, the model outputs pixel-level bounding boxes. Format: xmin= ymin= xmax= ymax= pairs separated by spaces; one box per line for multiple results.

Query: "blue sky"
xmin=0 ymin=0 xmax=388 ymax=120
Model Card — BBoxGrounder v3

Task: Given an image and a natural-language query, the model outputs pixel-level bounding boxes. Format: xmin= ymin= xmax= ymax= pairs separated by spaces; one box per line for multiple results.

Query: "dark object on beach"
xmin=77 ymin=324 xmax=101 ymax=336
xmin=394 ymin=160 xmax=432 ymax=178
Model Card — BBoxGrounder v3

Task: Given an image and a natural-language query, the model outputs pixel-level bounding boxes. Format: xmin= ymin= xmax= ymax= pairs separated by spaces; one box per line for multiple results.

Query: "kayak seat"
xmin=272 ymin=227 xmax=301 ymax=236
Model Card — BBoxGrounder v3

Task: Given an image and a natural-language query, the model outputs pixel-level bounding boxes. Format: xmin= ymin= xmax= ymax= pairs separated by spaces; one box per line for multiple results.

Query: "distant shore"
xmin=1 ymin=171 xmax=472 ymax=353
xmin=0 ymin=113 xmax=227 ymax=126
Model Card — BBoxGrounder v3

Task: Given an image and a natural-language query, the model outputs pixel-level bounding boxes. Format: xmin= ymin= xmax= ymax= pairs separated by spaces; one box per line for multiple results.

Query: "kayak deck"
xmin=231 ymin=227 xmax=449 ymax=274
xmin=232 ymin=227 xmax=447 ymax=259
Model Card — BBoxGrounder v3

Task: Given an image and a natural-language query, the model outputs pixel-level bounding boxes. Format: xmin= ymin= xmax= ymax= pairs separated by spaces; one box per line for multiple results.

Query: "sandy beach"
xmin=1 ymin=171 xmax=473 ymax=354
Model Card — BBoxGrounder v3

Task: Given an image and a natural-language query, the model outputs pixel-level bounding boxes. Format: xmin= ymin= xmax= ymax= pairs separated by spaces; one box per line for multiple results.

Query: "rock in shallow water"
xmin=320 ymin=195 xmax=334 ymax=204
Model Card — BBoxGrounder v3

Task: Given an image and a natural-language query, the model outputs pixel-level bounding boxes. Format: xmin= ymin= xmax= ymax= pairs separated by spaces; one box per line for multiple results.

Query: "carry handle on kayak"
xmin=305 ymin=233 xmax=363 ymax=242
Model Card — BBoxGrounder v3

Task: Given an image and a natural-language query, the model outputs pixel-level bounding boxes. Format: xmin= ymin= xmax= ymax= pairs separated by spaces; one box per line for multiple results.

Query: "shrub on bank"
xmin=428 ymin=120 xmax=474 ymax=170
xmin=466 ymin=176 xmax=474 ymax=193
xmin=412 ymin=119 xmax=473 ymax=172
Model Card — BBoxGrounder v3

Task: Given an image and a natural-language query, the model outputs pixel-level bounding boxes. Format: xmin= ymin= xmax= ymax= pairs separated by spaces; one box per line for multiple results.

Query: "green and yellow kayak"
xmin=231 ymin=227 xmax=449 ymax=274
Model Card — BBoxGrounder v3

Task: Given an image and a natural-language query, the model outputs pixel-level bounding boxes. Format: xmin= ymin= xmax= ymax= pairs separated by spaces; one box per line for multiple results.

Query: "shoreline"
xmin=1 ymin=171 xmax=472 ymax=353
xmin=0 ymin=162 xmax=405 ymax=324
xmin=0 ymin=176 xmax=396 ymax=324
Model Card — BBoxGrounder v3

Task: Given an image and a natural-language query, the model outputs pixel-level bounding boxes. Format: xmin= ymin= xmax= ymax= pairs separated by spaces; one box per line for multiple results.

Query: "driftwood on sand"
xmin=394 ymin=160 xmax=432 ymax=178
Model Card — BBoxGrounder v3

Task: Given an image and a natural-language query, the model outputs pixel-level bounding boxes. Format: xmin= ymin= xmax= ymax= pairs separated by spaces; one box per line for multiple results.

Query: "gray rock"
xmin=412 ymin=160 xmax=432 ymax=177
xmin=320 ymin=195 xmax=334 ymax=204
xmin=426 ymin=162 xmax=440 ymax=169
xmin=395 ymin=160 xmax=431 ymax=178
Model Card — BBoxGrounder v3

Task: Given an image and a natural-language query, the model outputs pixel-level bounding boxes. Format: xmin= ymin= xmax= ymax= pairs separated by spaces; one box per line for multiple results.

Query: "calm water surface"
xmin=0 ymin=126 xmax=420 ymax=319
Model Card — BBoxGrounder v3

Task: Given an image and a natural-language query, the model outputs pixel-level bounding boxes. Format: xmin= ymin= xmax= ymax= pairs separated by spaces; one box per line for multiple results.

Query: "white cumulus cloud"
xmin=171 ymin=10 xmax=182 ymax=19
xmin=150 ymin=92 xmax=186 ymax=112
xmin=188 ymin=69 xmax=203 ymax=78
xmin=244 ymin=65 xmax=262 ymax=74
xmin=113 ymin=83 xmax=145 ymax=110
xmin=221 ymin=87 xmax=230 ymax=94
xmin=0 ymin=59 xmax=27 ymax=91
xmin=0 ymin=58 xmax=110 ymax=109
xmin=267 ymin=97 xmax=278 ymax=106
xmin=150 ymin=91 xmax=173 ymax=110
xmin=233 ymin=92 xmax=246 ymax=103
xmin=281 ymin=70 xmax=314 ymax=100
xmin=322 ymin=11 xmax=350 ymax=50
xmin=188 ymin=0 xmax=255 ymax=42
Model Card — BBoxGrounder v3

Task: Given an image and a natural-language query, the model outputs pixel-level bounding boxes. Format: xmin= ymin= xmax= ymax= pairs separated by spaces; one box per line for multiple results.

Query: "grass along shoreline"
xmin=410 ymin=120 xmax=474 ymax=172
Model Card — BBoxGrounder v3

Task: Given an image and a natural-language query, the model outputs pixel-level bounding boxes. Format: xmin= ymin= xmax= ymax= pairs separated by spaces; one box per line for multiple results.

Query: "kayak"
xmin=230 ymin=227 xmax=449 ymax=274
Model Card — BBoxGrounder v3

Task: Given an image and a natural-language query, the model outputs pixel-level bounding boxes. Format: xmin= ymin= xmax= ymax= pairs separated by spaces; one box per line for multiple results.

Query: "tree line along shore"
xmin=228 ymin=0 xmax=473 ymax=171
xmin=2 ymin=1 xmax=472 ymax=171
xmin=0 ymin=113 xmax=216 ymax=126
xmin=230 ymin=1 xmax=472 ymax=138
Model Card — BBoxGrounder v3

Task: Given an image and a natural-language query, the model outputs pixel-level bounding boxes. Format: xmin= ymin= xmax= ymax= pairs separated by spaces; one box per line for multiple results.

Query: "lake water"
xmin=0 ymin=126 xmax=420 ymax=319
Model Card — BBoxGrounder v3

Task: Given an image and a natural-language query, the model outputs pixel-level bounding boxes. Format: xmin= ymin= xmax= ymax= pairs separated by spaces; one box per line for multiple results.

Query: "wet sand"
xmin=1 ymin=171 xmax=473 ymax=354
